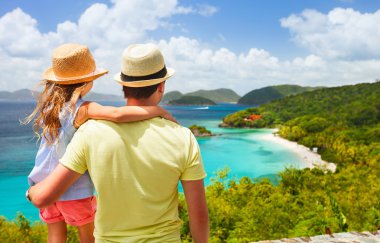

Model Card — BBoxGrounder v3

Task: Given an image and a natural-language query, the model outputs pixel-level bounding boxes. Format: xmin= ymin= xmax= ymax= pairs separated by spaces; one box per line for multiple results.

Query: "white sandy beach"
xmin=258 ymin=129 xmax=336 ymax=172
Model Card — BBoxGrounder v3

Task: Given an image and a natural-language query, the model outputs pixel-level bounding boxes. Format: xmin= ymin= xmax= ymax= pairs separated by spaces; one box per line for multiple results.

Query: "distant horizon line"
xmin=1 ymin=80 xmax=378 ymax=97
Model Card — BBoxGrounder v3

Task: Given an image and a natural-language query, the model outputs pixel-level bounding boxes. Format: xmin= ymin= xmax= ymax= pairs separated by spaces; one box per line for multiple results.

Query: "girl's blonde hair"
xmin=24 ymin=80 xmax=91 ymax=145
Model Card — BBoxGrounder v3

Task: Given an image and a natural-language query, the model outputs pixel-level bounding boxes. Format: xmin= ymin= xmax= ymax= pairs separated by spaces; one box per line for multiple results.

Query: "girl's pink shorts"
xmin=39 ymin=196 xmax=97 ymax=226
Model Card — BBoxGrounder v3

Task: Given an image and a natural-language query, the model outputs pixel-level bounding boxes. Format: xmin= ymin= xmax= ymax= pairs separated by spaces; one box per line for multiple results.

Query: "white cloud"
xmin=172 ymin=3 xmax=218 ymax=17
xmin=281 ymin=8 xmax=380 ymax=59
xmin=158 ymin=37 xmax=379 ymax=94
xmin=0 ymin=0 xmax=191 ymax=94
xmin=0 ymin=8 xmax=56 ymax=57
xmin=196 ymin=4 xmax=219 ymax=17
xmin=174 ymin=6 xmax=195 ymax=15
xmin=0 ymin=3 xmax=379 ymax=96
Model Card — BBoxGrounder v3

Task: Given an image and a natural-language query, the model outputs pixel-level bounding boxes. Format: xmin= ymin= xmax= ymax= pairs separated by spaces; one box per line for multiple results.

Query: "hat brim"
xmin=114 ymin=68 xmax=175 ymax=87
xmin=43 ymin=68 xmax=109 ymax=84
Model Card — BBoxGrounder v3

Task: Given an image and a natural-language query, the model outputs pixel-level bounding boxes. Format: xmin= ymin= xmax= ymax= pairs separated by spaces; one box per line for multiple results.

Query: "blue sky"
xmin=1 ymin=0 xmax=380 ymax=95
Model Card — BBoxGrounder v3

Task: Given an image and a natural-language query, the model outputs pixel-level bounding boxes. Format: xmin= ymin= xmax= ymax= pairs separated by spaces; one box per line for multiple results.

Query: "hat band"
xmin=120 ymin=66 xmax=167 ymax=82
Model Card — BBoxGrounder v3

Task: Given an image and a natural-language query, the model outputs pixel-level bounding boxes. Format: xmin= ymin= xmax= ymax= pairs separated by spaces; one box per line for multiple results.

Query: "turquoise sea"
xmin=0 ymin=101 xmax=306 ymax=222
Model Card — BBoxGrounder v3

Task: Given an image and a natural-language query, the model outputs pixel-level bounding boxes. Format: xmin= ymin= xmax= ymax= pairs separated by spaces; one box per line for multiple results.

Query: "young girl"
xmin=25 ymin=43 xmax=177 ymax=243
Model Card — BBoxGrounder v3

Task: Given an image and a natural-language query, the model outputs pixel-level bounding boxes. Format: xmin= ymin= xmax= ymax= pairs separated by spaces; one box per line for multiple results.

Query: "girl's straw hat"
xmin=43 ymin=43 xmax=108 ymax=84
xmin=114 ymin=43 xmax=175 ymax=87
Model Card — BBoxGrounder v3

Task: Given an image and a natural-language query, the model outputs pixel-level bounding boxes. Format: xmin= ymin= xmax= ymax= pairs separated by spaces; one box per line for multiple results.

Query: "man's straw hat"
xmin=43 ymin=43 xmax=108 ymax=84
xmin=114 ymin=43 xmax=175 ymax=87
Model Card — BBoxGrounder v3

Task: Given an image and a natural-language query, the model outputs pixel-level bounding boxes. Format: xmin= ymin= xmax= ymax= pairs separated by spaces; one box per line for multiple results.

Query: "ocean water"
xmin=0 ymin=101 xmax=305 ymax=222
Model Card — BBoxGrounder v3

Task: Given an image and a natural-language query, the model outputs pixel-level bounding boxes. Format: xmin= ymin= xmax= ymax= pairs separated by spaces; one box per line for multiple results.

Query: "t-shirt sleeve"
xmin=60 ymin=129 xmax=88 ymax=174
xmin=180 ymin=131 xmax=207 ymax=181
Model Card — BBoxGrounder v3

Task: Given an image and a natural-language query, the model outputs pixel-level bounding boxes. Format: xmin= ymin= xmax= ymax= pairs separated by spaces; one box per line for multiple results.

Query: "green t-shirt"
xmin=60 ymin=118 xmax=206 ymax=242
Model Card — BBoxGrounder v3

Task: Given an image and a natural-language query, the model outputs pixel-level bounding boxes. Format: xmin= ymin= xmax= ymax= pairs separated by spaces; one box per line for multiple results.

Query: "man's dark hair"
xmin=122 ymin=83 xmax=160 ymax=99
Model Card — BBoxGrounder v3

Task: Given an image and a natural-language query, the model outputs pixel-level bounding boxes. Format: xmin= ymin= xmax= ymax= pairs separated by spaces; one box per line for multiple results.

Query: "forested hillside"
xmin=238 ymin=84 xmax=321 ymax=105
xmin=223 ymin=82 xmax=379 ymax=165
xmin=186 ymin=88 xmax=241 ymax=103
xmin=168 ymin=95 xmax=216 ymax=105
xmin=163 ymin=88 xmax=240 ymax=104
xmin=179 ymin=81 xmax=379 ymax=242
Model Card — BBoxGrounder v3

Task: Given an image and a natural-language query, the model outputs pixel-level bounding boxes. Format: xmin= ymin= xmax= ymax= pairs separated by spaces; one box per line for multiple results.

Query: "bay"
xmin=0 ymin=101 xmax=305 ymax=222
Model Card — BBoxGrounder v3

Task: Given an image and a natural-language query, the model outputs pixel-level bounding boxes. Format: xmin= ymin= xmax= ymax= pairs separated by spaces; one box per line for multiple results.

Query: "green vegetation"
xmin=238 ymin=84 xmax=321 ymax=105
xmin=0 ymin=214 xmax=79 ymax=242
xmin=207 ymin=81 xmax=380 ymax=241
xmin=221 ymin=107 xmax=277 ymax=128
xmin=179 ymin=165 xmax=380 ymax=242
xmin=168 ymin=95 xmax=216 ymax=106
xmin=163 ymin=88 xmax=241 ymax=104
xmin=186 ymin=88 xmax=241 ymax=103
xmin=189 ymin=125 xmax=212 ymax=137
xmin=224 ymin=82 xmax=380 ymax=166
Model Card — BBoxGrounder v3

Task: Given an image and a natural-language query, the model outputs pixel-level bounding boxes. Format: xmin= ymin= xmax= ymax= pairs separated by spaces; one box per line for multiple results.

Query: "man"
xmin=28 ymin=43 xmax=209 ymax=242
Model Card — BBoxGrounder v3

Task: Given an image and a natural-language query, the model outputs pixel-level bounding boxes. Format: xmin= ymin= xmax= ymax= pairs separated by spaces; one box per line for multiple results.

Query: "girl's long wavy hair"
xmin=24 ymin=80 xmax=90 ymax=145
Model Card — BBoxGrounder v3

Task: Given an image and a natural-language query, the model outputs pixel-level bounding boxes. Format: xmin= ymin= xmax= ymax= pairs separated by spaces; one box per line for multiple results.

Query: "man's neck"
xmin=126 ymin=98 xmax=157 ymax=106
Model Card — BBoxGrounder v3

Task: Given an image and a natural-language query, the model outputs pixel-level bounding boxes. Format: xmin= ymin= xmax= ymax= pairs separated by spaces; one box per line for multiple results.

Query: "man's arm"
xmin=28 ymin=164 xmax=82 ymax=208
xmin=181 ymin=179 xmax=209 ymax=243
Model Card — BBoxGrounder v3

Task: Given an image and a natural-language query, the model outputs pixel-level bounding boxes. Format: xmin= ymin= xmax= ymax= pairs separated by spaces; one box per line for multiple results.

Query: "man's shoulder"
xmin=76 ymin=120 xmax=113 ymax=133
xmin=151 ymin=118 xmax=192 ymax=133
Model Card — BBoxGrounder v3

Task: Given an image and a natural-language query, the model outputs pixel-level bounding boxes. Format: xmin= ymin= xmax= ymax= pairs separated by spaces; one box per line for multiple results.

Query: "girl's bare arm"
xmin=74 ymin=102 xmax=177 ymax=128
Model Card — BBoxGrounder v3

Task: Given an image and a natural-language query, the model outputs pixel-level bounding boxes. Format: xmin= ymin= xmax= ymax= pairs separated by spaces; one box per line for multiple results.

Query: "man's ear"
xmin=158 ymin=81 xmax=165 ymax=93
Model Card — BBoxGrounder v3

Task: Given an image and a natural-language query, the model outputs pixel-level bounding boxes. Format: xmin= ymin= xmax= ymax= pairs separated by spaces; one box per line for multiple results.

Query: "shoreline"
xmin=257 ymin=129 xmax=336 ymax=172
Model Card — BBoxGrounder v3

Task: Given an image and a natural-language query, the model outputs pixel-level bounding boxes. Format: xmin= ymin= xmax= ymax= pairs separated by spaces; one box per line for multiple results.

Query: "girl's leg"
xmin=47 ymin=221 xmax=67 ymax=243
xmin=77 ymin=222 xmax=95 ymax=243
xmin=58 ymin=196 xmax=97 ymax=242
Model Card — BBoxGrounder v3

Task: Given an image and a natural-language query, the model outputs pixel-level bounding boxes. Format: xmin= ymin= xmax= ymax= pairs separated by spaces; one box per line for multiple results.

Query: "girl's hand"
xmin=74 ymin=102 xmax=90 ymax=128
xmin=160 ymin=108 xmax=179 ymax=124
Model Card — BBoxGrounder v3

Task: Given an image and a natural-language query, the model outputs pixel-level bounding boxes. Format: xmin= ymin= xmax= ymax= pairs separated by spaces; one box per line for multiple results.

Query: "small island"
xmin=189 ymin=125 xmax=213 ymax=137
xmin=163 ymin=88 xmax=241 ymax=104
xmin=168 ymin=96 xmax=216 ymax=106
